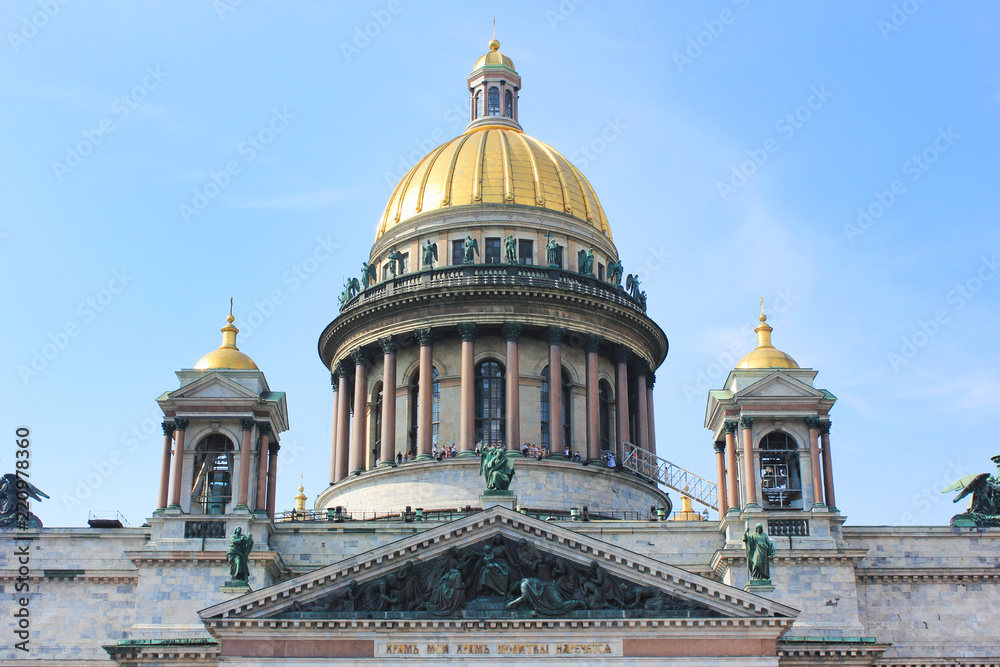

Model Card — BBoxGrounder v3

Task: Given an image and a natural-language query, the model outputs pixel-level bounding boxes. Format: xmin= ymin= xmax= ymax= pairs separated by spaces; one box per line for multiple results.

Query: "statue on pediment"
xmin=944 ymin=454 xmax=1000 ymax=526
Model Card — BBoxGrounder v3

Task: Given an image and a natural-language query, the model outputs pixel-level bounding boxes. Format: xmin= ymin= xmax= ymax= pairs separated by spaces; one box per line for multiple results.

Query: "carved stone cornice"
xmin=415 ymin=327 xmax=433 ymax=346
xmin=547 ymin=326 xmax=565 ymax=345
xmin=379 ymin=335 xmax=397 ymax=355
xmin=584 ymin=333 xmax=602 ymax=353
xmin=722 ymin=422 xmax=738 ymax=435
xmin=739 ymin=416 xmax=754 ymax=429
xmin=502 ymin=322 xmax=522 ymax=342
xmin=711 ymin=548 xmax=870 ymax=579
xmin=240 ymin=418 xmax=256 ymax=432
xmin=161 ymin=421 xmax=175 ymax=436
xmin=855 ymin=567 xmax=1000 ymax=583
xmin=173 ymin=418 xmax=190 ymax=432
xmin=457 ymin=323 xmax=477 ymax=342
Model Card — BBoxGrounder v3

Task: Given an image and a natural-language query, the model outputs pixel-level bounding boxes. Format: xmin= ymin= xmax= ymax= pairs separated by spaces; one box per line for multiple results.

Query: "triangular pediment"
xmin=168 ymin=373 xmax=261 ymax=400
xmin=736 ymin=371 xmax=824 ymax=400
xmin=199 ymin=507 xmax=797 ymax=624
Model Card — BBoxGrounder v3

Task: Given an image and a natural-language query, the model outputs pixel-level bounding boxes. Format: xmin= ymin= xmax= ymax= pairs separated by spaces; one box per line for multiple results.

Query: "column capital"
xmin=458 ymin=322 xmax=477 ymax=341
xmin=415 ymin=327 xmax=433 ymax=346
xmin=503 ymin=322 xmax=523 ymax=342
xmin=333 ymin=361 xmax=346 ymax=379
xmin=351 ymin=347 xmax=371 ymax=367
xmin=161 ymin=421 xmax=176 ymax=436
xmin=257 ymin=422 xmax=272 ymax=437
xmin=649 ymin=372 xmax=656 ymax=388
xmin=268 ymin=441 xmax=281 ymax=455
xmin=379 ymin=335 xmax=398 ymax=355
xmin=629 ymin=357 xmax=651 ymax=376
xmin=330 ymin=371 xmax=337 ymax=391
xmin=614 ymin=344 xmax=630 ymax=364
xmin=714 ymin=441 xmax=726 ymax=454
xmin=739 ymin=415 xmax=754 ymax=429
xmin=584 ymin=334 xmax=603 ymax=353
xmin=547 ymin=326 xmax=565 ymax=345
xmin=240 ymin=417 xmax=256 ymax=432
xmin=805 ymin=416 xmax=821 ymax=430
xmin=722 ymin=421 xmax=738 ymax=435
xmin=173 ymin=417 xmax=190 ymax=432
xmin=819 ymin=420 xmax=831 ymax=435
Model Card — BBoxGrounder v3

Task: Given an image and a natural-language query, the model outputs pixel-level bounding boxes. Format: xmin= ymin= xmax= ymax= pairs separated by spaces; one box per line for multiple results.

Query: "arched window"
xmin=504 ymin=90 xmax=513 ymax=118
xmin=409 ymin=368 xmax=440 ymax=455
xmin=191 ymin=434 xmax=234 ymax=514
xmin=599 ymin=380 xmax=613 ymax=453
xmin=540 ymin=366 xmax=572 ymax=451
xmin=487 ymin=87 xmax=500 ymax=116
xmin=759 ymin=432 xmax=802 ymax=509
xmin=475 ymin=360 xmax=505 ymax=444
xmin=474 ymin=90 xmax=482 ymax=119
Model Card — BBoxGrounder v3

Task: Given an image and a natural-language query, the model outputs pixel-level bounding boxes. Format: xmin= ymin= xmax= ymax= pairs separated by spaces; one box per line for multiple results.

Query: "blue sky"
xmin=2 ymin=1 xmax=998 ymax=528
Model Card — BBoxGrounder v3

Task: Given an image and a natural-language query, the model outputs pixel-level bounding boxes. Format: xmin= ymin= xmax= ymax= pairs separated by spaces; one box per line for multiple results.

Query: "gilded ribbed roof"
xmin=735 ymin=311 xmax=799 ymax=370
xmin=473 ymin=39 xmax=515 ymax=70
xmin=376 ymin=126 xmax=612 ymax=240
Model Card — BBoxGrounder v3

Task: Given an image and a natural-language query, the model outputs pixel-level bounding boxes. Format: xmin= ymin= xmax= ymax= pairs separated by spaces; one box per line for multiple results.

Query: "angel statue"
xmin=606 ymin=259 xmax=624 ymax=287
xmin=227 ymin=526 xmax=254 ymax=583
xmin=626 ymin=274 xmax=647 ymax=311
xmin=504 ymin=235 xmax=517 ymax=264
xmin=577 ymin=247 xmax=595 ymax=277
xmin=943 ymin=455 xmax=1000 ymax=525
xmin=479 ymin=444 xmax=515 ymax=491
xmin=545 ymin=236 xmax=561 ymax=268
xmin=387 ymin=248 xmax=405 ymax=277
xmin=339 ymin=277 xmax=360 ymax=311
xmin=360 ymin=261 xmax=376 ymax=290
xmin=0 ymin=473 xmax=49 ymax=529
xmin=422 ymin=239 xmax=438 ymax=269
xmin=463 ymin=235 xmax=479 ymax=263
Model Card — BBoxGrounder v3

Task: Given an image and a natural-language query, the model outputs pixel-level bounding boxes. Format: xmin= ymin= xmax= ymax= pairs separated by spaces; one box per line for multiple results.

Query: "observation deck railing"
xmin=275 ymin=505 xmax=679 ymax=524
xmin=339 ymin=264 xmax=645 ymax=316
xmin=622 ymin=444 xmax=718 ymax=511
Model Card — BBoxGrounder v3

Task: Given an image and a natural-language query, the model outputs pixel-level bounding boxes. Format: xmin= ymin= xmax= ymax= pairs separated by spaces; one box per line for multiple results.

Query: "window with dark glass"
xmin=598 ymin=263 xmax=605 ymax=281
xmin=552 ymin=245 xmax=563 ymax=269
xmin=599 ymin=380 xmax=612 ymax=453
xmin=759 ymin=432 xmax=802 ymax=509
xmin=540 ymin=366 xmax=571 ymax=450
xmin=475 ymin=361 xmax=505 ymax=445
xmin=518 ymin=239 xmax=533 ymax=265
xmin=409 ymin=368 xmax=441 ymax=455
xmin=484 ymin=237 xmax=501 ymax=264
xmin=504 ymin=90 xmax=513 ymax=118
xmin=487 ymin=87 xmax=500 ymax=116
xmin=452 ymin=239 xmax=465 ymax=265
xmin=474 ymin=90 xmax=482 ymax=119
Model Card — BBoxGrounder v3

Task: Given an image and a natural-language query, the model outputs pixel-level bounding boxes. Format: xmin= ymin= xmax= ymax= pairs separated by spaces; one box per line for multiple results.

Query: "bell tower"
xmin=155 ymin=309 xmax=289 ymax=519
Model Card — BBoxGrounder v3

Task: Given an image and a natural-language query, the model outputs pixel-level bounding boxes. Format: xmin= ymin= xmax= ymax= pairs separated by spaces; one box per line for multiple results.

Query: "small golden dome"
xmin=473 ymin=39 xmax=515 ymax=71
xmin=194 ymin=313 xmax=259 ymax=371
xmin=735 ymin=307 xmax=799 ymax=370
xmin=294 ymin=480 xmax=307 ymax=513
xmin=377 ymin=126 xmax=611 ymax=240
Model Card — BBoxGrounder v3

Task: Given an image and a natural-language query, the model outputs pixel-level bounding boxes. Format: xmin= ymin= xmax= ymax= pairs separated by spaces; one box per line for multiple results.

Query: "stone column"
xmin=328 ymin=372 xmax=338 ymax=485
xmin=504 ymin=323 xmax=522 ymax=451
xmin=416 ymin=328 xmax=434 ymax=459
xmin=334 ymin=362 xmax=351 ymax=482
xmin=547 ymin=327 xmax=565 ymax=455
xmin=254 ymin=422 xmax=271 ymax=513
xmin=615 ymin=345 xmax=630 ymax=462
xmin=169 ymin=418 xmax=188 ymax=509
xmin=380 ymin=336 xmax=398 ymax=466
xmin=714 ymin=442 xmax=728 ymax=518
xmin=236 ymin=418 xmax=255 ymax=510
xmin=723 ymin=422 xmax=739 ymax=512
xmin=647 ymin=374 xmax=656 ymax=452
xmin=458 ymin=323 xmax=477 ymax=455
xmin=635 ymin=364 xmax=650 ymax=453
xmin=820 ymin=421 xmax=836 ymax=510
xmin=739 ymin=416 xmax=758 ymax=508
xmin=806 ymin=417 xmax=825 ymax=508
xmin=157 ymin=421 xmax=175 ymax=511
xmin=351 ymin=349 xmax=370 ymax=474
xmin=266 ymin=442 xmax=280 ymax=521
xmin=585 ymin=334 xmax=601 ymax=463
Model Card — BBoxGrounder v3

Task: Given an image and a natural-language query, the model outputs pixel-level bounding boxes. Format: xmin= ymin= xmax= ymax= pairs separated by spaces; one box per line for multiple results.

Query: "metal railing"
xmin=339 ymin=264 xmax=645 ymax=315
xmin=275 ymin=506 xmax=678 ymax=524
xmin=622 ymin=444 xmax=718 ymax=511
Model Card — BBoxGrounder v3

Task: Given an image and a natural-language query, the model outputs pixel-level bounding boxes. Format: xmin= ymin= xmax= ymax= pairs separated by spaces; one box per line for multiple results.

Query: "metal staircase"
xmin=622 ymin=444 xmax=718 ymax=511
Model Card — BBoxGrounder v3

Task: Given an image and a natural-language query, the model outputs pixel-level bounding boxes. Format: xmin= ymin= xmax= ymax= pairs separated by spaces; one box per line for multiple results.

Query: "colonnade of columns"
xmin=713 ymin=415 xmax=837 ymax=518
xmin=328 ymin=324 xmax=658 ymax=485
xmin=157 ymin=417 xmax=280 ymax=520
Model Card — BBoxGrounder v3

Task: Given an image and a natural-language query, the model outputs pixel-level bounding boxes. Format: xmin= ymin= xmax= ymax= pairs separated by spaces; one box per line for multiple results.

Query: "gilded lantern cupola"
xmin=467 ymin=38 xmax=521 ymax=131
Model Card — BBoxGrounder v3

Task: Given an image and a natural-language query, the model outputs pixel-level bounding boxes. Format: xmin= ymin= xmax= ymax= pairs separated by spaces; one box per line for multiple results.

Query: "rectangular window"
xmin=399 ymin=252 xmax=409 ymax=274
xmin=598 ymin=263 xmax=605 ymax=281
xmin=382 ymin=263 xmax=390 ymax=280
xmin=553 ymin=246 xmax=563 ymax=269
xmin=484 ymin=237 xmax=501 ymax=264
xmin=452 ymin=240 xmax=464 ymax=265
xmin=519 ymin=239 xmax=533 ymax=265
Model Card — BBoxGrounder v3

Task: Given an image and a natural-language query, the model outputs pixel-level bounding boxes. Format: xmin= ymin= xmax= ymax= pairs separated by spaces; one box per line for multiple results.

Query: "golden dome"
xmin=736 ymin=308 xmax=799 ymax=370
xmin=473 ymin=38 xmax=514 ymax=70
xmin=376 ymin=126 xmax=611 ymax=240
xmin=194 ymin=314 xmax=259 ymax=371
